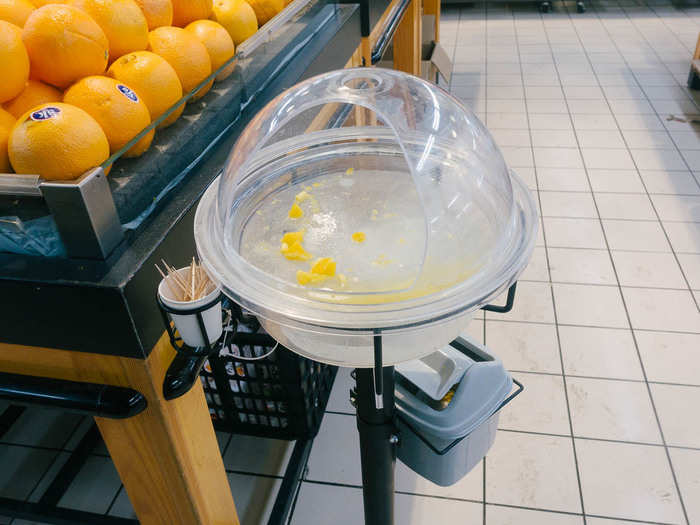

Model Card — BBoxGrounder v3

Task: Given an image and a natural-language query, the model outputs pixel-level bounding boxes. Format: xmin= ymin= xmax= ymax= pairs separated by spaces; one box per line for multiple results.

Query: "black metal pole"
xmin=355 ymin=366 xmax=396 ymax=525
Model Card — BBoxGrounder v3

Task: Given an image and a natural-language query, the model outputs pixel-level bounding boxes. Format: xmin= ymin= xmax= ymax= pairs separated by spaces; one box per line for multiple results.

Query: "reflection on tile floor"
xmin=1 ymin=0 xmax=700 ymax=523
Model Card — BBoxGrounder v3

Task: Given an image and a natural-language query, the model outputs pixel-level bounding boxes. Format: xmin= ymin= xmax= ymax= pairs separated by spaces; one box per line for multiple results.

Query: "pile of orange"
xmin=0 ymin=0 xmax=282 ymax=180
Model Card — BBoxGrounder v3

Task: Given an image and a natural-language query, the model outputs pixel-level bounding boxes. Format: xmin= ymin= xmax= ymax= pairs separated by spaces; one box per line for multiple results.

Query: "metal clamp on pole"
xmin=371 ymin=0 xmax=412 ymax=65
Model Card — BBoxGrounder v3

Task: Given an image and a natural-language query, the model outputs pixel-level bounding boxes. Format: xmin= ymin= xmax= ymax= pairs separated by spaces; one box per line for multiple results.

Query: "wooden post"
xmin=0 ymin=335 xmax=239 ymax=525
xmin=393 ymin=0 xmax=422 ymax=75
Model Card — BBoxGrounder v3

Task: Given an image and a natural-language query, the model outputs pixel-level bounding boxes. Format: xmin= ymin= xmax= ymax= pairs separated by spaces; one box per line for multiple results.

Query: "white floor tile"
xmin=306 ymin=413 xmax=360 ymax=485
xmin=559 ymin=325 xmax=643 ymax=380
xmin=499 ymin=373 xmax=570 ymax=435
xmin=0 ymin=445 xmax=57 ymax=500
xmin=534 ymin=148 xmax=584 ymax=169
xmin=527 ymin=99 xmax=570 ymax=113
xmin=485 ymin=431 xmax=581 ymax=513
xmin=292 ymin=483 xmax=484 ymax=525
xmin=571 ymin=113 xmax=618 ymax=131
xmin=529 ymin=113 xmax=574 ymax=130
xmin=615 ymin=113 xmax=665 ymax=131
xmin=663 ymin=221 xmax=700 ymax=253
xmin=485 ymin=281 xmax=554 ymax=324
xmin=603 ymin=219 xmax=671 ymax=251
xmin=630 ymin=148 xmax=689 ymax=171
xmin=553 ymin=283 xmax=628 ymax=328
xmin=520 ymin=246 xmax=549 ymax=281
xmin=639 ymin=169 xmax=700 ymax=195
xmin=668 ymin=448 xmax=700 ymax=525
xmin=650 ymin=194 xmax=700 ymax=222
xmin=485 ymin=321 xmax=561 ymax=374
xmin=58 ymin=456 xmax=121 ymax=514
xmin=595 ymin=193 xmax=657 ymax=220
xmin=548 ymin=247 xmax=616 ymax=285
xmin=223 ymin=434 xmax=294 ymax=477
xmin=227 ymin=472 xmax=281 ymax=525
xmin=587 ymin=169 xmax=645 ymax=193
xmin=575 ymin=130 xmax=626 ymax=149
xmin=636 ymin=330 xmax=700 ymax=385
xmin=677 ymin=252 xmax=700 ymax=289
xmin=487 ymin=113 xmax=529 ymax=129
xmin=326 ymin=367 xmax=355 ymax=414
xmin=486 ymin=506 xmax=583 ymax=525
xmin=576 ymin=439 xmax=685 ymax=523
xmin=531 ymin=129 xmax=578 ymax=148
xmin=537 ymin=168 xmax=590 ymax=191
xmin=540 ymin=192 xmax=597 ymax=218
xmin=621 ymin=130 xmax=676 ymax=149
xmin=1 ymin=408 xmax=83 ymax=449
xmin=567 ymin=377 xmax=661 ymax=443
xmin=669 ymin=130 xmax=700 ymax=150
xmin=581 ymin=148 xmax=636 ymax=170
xmin=544 ymin=218 xmax=607 ymax=249
xmin=622 ymin=287 xmax=700 ymax=332
xmin=611 ymin=250 xmax=687 ymax=288
xmin=651 ymin=383 xmax=700 ymax=447
xmin=395 ymin=458 xmax=483 ymax=501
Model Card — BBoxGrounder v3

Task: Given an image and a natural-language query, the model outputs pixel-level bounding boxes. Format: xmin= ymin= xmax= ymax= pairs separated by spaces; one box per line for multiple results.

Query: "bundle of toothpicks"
xmin=156 ymin=257 xmax=214 ymax=302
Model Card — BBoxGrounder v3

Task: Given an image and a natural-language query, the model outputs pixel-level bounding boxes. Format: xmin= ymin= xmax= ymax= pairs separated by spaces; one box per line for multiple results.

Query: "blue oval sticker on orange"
xmin=117 ymin=84 xmax=139 ymax=103
xmin=30 ymin=107 xmax=61 ymax=121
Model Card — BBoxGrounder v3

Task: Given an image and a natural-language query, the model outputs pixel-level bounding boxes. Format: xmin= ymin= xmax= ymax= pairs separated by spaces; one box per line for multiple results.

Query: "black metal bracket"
xmin=481 ymin=282 xmax=518 ymax=313
xmin=371 ymin=0 xmax=412 ymax=65
xmin=266 ymin=438 xmax=314 ymax=525
xmin=157 ymin=293 xmax=226 ymax=401
xmin=0 ymin=372 xmax=146 ymax=419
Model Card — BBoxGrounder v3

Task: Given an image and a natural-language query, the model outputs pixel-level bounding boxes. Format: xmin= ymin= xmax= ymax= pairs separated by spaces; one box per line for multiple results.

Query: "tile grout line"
xmin=513 ymin=6 xmax=588 ymax=523
xmin=558 ymin=3 xmax=691 ymax=523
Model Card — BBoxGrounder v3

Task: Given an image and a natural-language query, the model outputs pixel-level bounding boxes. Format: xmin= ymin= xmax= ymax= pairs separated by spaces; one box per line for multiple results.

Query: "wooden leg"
xmin=393 ymin=0 xmax=422 ymax=75
xmin=0 ymin=335 xmax=239 ymax=525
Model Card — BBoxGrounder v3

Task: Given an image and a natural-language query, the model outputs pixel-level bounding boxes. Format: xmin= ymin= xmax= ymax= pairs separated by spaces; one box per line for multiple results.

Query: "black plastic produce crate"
xmin=199 ymin=313 xmax=337 ymax=440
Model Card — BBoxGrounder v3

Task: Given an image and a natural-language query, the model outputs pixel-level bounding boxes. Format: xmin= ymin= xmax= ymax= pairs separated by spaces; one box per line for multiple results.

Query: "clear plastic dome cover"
xmin=195 ymin=68 xmax=537 ymax=366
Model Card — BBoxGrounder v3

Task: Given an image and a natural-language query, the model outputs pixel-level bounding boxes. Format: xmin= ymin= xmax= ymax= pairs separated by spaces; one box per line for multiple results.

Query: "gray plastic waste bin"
xmin=395 ymin=336 xmax=520 ymax=486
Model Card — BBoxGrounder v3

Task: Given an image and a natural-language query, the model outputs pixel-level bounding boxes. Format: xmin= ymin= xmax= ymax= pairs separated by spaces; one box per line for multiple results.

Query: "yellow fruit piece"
xmin=171 ymin=0 xmax=211 ymax=26
xmin=295 ymin=190 xmax=310 ymax=202
xmin=148 ymin=26 xmax=212 ymax=100
xmin=345 ymin=167 xmax=353 ymax=175
xmin=185 ymin=19 xmax=234 ymax=81
xmin=288 ymin=202 xmax=303 ymax=219
xmin=0 ymin=108 xmax=16 ymax=172
xmin=311 ymin=257 xmax=335 ymax=276
xmin=22 ymin=5 xmax=108 ymax=88
xmin=0 ymin=21 xmax=29 ymax=104
xmin=107 ymin=50 xmax=183 ymax=128
xmin=351 ymin=231 xmax=365 ymax=243
xmin=281 ymin=230 xmax=303 ymax=244
xmin=68 ymin=0 xmax=148 ymax=62
xmin=8 ymin=102 xmax=109 ymax=180
xmin=3 ymin=79 xmax=61 ymax=118
xmin=64 ymin=76 xmax=153 ymax=157
xmin=210 ymin=0 xmax=256 ymax=46
xmin=246 ymin=0 xmax=282 ymax=26
xmin=296 ymin=270 xmax=327 ymax=286
xmin=0 ymin=0 xmax=34 ymax=26
xmin=281 ymin=240 xmax=311 ymax=260
xmin=133 ymin=0 xmax=171 ymax=29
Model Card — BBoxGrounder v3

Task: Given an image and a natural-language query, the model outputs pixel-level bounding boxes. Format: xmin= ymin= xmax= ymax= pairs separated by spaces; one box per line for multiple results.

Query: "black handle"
xmin=0 ymin=372 xmax=146 ymax=419
xmin=481 ymin=282 xmax=518 ymax=313
xmin=371 ymin=0 xmax=412 ymax=65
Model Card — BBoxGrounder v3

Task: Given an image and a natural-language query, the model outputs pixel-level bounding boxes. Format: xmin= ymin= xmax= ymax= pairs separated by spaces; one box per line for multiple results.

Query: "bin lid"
xmin=194 ymin=68 xmax=537 ymax=363
xmin=396 ymin=337 xmax=512 ymax=440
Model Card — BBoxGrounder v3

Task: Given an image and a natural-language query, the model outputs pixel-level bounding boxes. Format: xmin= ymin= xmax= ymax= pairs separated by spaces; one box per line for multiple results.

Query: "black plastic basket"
xmin=199 ymin=309 xmax=337 ymax=440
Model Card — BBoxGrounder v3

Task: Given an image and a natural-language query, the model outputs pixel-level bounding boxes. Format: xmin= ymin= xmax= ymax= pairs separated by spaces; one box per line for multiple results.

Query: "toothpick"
xmin=155 ymin=264 xmax=179 ymax=299
xmin=191 ymin=257 xmax=196 ymax=301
